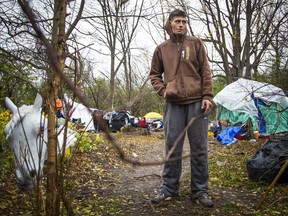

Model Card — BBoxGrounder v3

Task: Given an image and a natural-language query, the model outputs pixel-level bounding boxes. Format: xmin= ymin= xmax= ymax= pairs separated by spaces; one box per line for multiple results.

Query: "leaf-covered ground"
xmin=0 ymin=130 xmax=287 ymax=215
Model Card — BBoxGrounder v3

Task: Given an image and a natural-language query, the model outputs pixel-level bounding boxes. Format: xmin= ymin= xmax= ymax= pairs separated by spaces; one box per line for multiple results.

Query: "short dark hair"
xmin=168 ymin=9 xmax=187 ymax=21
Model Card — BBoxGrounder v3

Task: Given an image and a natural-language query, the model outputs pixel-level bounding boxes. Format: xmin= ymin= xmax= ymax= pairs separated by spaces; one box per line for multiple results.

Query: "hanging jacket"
xmin=149 ymin=20 xmax=213 ymax=104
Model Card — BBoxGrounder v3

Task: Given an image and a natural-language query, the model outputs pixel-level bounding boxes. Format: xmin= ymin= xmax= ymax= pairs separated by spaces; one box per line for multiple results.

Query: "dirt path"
xmin=113 ymin=132 xmax=191 ymax=196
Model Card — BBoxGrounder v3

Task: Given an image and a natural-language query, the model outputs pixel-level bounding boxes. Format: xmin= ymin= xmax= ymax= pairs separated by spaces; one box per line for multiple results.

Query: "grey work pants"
xmin=160 ymin=101 xmax=209 ymax=198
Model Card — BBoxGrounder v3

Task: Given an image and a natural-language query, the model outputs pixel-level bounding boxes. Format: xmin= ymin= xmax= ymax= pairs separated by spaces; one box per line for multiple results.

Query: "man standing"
xmin=149 ymin=9 xmax=213 ymax=207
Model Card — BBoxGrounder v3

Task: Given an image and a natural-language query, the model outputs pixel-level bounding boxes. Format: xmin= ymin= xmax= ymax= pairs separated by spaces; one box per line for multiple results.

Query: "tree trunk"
xmin=46 ymin=0 xmax=67 ymax=215
xmin=108 ymin=53 xmax=116 ymax=109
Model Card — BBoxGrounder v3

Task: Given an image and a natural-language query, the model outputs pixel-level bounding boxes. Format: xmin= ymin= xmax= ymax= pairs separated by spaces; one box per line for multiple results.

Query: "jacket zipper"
xmin=176 ymin=42 xmax=186 ymax=96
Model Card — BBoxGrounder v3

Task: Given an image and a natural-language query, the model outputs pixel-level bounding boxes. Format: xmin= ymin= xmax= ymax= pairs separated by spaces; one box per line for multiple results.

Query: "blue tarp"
xmin=216 ymin=126 xmax=242 ymax=145
xmin=251 ymin=93 xmax=267 ymax=134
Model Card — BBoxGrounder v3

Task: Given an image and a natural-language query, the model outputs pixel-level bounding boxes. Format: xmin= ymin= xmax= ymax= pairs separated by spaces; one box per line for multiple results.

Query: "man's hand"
xmin=201 ymin=99 xmax=212 ymax=113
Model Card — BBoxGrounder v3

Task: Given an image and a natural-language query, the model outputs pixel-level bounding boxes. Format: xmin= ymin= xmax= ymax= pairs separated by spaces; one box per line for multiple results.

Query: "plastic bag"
xmin=246 ymin=140 xmax=288 ymax=184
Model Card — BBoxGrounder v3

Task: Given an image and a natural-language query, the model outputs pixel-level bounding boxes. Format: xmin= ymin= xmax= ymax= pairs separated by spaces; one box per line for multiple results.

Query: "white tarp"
xmin=64 ymin=94 xmax=96 ymax=131
xmin=213 ymin=78 xmax=288 ymax=116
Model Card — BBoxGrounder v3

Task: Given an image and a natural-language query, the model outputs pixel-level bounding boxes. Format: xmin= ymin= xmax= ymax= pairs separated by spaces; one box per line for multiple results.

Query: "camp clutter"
xmin=210 ymin=78 xmax=288 ymax=186
xmin=211 ymin=78 xmax=288 ymax=145
xmin=62 ymin=94 xmax=164 ymax=133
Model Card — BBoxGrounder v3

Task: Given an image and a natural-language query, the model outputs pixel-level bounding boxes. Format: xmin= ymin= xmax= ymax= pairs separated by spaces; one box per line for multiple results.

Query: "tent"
xmin=144 ymin=112 xmax=163 ymax=120
xmin=213 ymin=78 xmax=288 ymax=136
xmin=64 ymin=94 xmax=96 ymax=131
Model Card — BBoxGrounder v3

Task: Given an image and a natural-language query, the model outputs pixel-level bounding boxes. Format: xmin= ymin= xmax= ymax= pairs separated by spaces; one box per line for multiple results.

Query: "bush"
xmin=74 ymin=132 xmax=103 ymax=153
xmin=0 ymin=109 xmax=12 ymax=150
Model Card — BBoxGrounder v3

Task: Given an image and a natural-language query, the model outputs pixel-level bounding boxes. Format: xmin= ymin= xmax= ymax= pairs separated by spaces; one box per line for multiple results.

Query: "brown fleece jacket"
xmin=149 ymin=20 xmax=213 ymax=104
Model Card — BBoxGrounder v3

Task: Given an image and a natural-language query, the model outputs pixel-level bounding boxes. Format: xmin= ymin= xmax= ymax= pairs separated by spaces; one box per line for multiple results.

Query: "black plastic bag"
xmin=246 ymin=139 xmax=288 ymax=184
xmin=111 ymin=112 xmax=129 ymax=132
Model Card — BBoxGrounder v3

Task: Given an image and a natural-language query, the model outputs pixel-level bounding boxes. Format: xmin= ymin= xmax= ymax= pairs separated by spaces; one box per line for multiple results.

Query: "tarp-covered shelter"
xmin=213 ymin=78 xmax=288 ymax=136
xmin=64 ymin=94 xmax=96 ymax=131
xmin=144 ymin=112 xmax=163 ymax=120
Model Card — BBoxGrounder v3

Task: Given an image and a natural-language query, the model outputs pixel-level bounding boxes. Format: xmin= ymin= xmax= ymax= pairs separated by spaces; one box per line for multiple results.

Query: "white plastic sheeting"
xmin=64 ymin=94 xmax=96 ymax=131
xmin=213 ymin=78 xmax=288 ymax=116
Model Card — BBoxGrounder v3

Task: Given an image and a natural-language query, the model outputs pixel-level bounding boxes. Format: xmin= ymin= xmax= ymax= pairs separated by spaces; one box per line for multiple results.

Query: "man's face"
xmin=170 ymin=16 xmax=187 ymax=36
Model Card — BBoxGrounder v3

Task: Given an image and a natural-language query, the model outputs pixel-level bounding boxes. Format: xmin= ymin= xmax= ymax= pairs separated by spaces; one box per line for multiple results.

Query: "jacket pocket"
xmin=165 ymin=76 xmax=182 ymax=100
xmin=165 ymin=75 xmax=202 ymax=101
xmin=182 ymin=75 xmax=201 ymax=97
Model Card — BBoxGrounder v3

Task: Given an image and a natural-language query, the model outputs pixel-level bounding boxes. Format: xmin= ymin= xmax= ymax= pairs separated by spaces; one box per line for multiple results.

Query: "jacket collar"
xmin=170 ymin=34 xmax=186 ymax=43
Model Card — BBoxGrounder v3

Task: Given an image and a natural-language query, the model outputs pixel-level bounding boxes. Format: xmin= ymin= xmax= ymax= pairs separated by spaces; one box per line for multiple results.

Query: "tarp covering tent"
xmin=64 ymin=94 xmax=96 ymax=131
xmin=213 ymin=78 xmax=288 ymax=136
xmin=144 ymin=112 xmax=163 ymax=120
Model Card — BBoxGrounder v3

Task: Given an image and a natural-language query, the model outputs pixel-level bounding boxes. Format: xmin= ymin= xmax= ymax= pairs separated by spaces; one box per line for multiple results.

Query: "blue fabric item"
xmin=216 ymin=126 xmax=242 ymax=145
xmin=251 ymin=93 xmax=267 ymax=134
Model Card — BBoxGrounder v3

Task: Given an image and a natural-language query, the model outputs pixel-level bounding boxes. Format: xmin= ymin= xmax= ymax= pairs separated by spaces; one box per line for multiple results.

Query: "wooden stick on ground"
xmin=255 ymin=159 xmax=288 ymax=210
